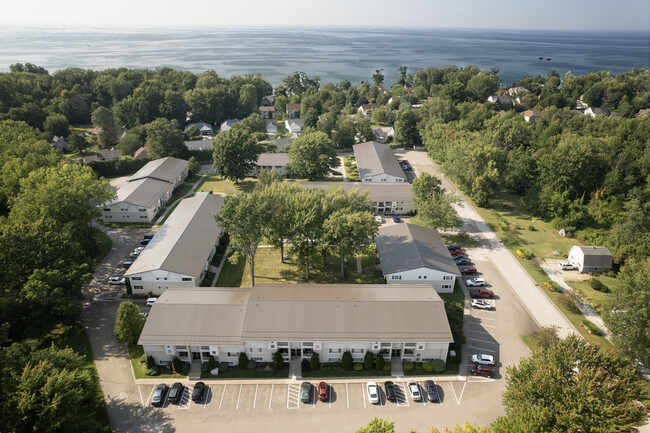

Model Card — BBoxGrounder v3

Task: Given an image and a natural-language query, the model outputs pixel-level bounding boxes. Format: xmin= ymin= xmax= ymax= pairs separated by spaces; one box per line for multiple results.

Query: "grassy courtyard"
xmin=216 ymin=246 xmax=384 ymax=287
xmin=198 ymin=175 xmax=258 ymax=195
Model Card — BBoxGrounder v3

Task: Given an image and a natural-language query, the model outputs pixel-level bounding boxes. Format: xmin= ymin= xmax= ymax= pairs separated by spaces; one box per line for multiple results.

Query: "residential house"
xmin=184 ymin=139 xmax=212 ymax=151
xmin=51 ymin=135 xmax=70 ymax=152
xmin=298 ymin=182 xmax=413 ymax=215
xmin=507 ymin=86 xmax=527 ymax=96
xmin=82 ymin=149 xmax=122 ymax=163
xmin=274 ymin=137 xmax=295 ymax=152
xmin=251 ymin=153 xmax=290 ymax=177
xmin=101 ymin=178 xmax=174 ymax=223
xmin=376 ymin=223 xmax=459 ymax=293
xmin=353 ymin=141 xmax=407 ymax=183
xmin=259 ymin=105 xmax=276 ymax=119
xmin=220 ymin=119 xmax=241 ymax=132
xmin=260 ymin=95 xmax=275 ymax=106
xmin=266 ymin=119 xmax=278 ymax=135
xmin=567 ymin=246 xmax=613 ymax=273
xmin=487 ymin=94 xmax=511 ymax=104
xmin=635 ymin=108 xmax=650 ymax=118
xmin=286 ymin=103 xmax=301 ymax=118
xmin=358 ymin=104 xmax=379 ymax=119
xmin=372 ymin=128 xmax=387 ymax=142
xmin=128 ymin=156 xmax=188 ymax=188
xmin=134 ymin=146 xmax=149 ymax=159
xmin=522 ymin=110 xmax=543 ymax=123
xmin=584 ymin=107 xmax=617 ymax=118
xmin=184 ymin=122 xmax=214 ymax=136
xmin=125 ymin=193 xmax=224 ymax=295
xmin=285 ymin=118 xmax=304 ymax=134
xmin=388 ymin=96 xmax=410 ymax=106
xmin=138 ymin=284 xmax=453 ymax=366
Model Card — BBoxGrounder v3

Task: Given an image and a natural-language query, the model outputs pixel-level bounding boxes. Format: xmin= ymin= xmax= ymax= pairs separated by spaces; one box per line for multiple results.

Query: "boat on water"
xmin=538 ymin=57 xmax=543 ymax=59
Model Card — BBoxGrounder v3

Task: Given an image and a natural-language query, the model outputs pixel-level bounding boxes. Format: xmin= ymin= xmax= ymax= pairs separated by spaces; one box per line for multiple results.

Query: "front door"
xmin=192 ymin=352 xmax=201 ymax=360
xmin=291 ymin=348 xmax=301 ymax=357
xmin=391 ymin=348 xmax=401 ymax=358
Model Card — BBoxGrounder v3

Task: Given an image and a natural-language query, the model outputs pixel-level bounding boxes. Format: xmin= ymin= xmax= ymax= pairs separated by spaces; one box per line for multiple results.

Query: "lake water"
xmin=0 ymin=27 xmax=647 ymax=86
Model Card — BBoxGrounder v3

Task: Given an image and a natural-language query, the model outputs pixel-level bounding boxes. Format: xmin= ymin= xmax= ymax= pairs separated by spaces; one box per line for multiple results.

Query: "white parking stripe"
xmin=346 ymin=383 xmax=349 ymax=408
xmin=219 ymin=385 xmax=226 ymax=410
xmin=253 ymin=384 xmax=258 ymax=409
xmin=235 ymin=384 xmax=242 ymax=410
xmin=361 ymin=383 xmax=366 ymax=408
xmin=269 ymin=384 xmax=274 ymax=409
xmin=203 ymin=386 xmax=210 ymax=410
xmin=468 ymin=345 xmax=496 ymax=353
xmin=144 ymin=385 xmax=155 ymax=408
xmin=470 ymin=337 xmax=497 ymax=345
xmin=395 ymin=382 xmax=409 ymax=407
xmin=287 ymin=384 xmax=300 ymax=409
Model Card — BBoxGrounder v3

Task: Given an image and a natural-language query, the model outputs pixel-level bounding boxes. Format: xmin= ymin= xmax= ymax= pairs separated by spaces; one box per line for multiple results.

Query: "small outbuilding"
xmin=567 ymin=246 xmax=613 ymax=273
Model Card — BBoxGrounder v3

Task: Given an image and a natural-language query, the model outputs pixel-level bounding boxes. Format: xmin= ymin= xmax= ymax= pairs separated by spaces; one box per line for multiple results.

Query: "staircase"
xmin=289 ymin=357 xmax=302 ymax=379
xmin=188 ymin=360 xmax=202 ymax=380
xmin=391 ymin=358 xmax=403 ymax=377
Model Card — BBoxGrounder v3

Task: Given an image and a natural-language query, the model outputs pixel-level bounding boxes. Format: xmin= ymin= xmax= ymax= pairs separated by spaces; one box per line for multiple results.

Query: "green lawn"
xmin=302 ymin=367 xmax=391 ymax=378
xmin=216 ymin=246 xmax=385 ymax=288
xmin=91 ymin=228 xmax=113 ymax=264
xmin=202 ymin=368 xmax=289 ymax=379
xmin=198 ymin=175 xmax=258 ymax=195
xmin=167 ymin=182 xmax=195 ymax=205
xmin=128 ymin=344 xmax=188 ymax=379
xmin=404 ymin=363 xmax=460 ymax=376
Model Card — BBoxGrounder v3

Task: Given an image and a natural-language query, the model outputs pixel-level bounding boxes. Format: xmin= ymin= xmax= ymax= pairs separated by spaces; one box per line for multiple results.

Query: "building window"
xmin=249 ymin=348 xmax=263 ymax=353
xmin=251 ymin=357 xmax=263 ymax=361
xmin=140 ymin=216 xmax=147 ymax=219
xmin=134 ymin=285 xmax=143 ymax=290
xmin=201 ymin=346 xmax=209 ymax=350
xmin=179 ymin=351 xmax=189 ymax=358
xmin=441 ymin=284 xmax=452 ymax=289
xmin=443 ymin=275 xmax=452 ymax=280
xmin=103 ymin=208 xmax=110 ymax=212
xmin=404 ymin=343 xmax=416 ymax=347
xmin=226 ymin=352 xmax=240 ymax=357
xmin=182 ymin=277 xmax=192 ymax=281
xmin=139 ymin=208 xmax=146 ymax=212
xmin=351 ymin=349 xmax=364 ymax=354
xmin=131 ymin=277 xmax=141 ymax=281
xmin=418 ymin=276 xmax=421 ymax=279
xmin=328 ymin=348 xmax=342 ymax=354
xmin=391 ymin=275 xmax=402 ymax=280
xmin=404 ymin=349 xmax=414 ymax=355
xmin=277 ymin=342 xmax=288 ymax=347
xmin=303 ymin=342 xmax=313 ymax=347
xmin=423 ymin=275 xmax=427 ymax=279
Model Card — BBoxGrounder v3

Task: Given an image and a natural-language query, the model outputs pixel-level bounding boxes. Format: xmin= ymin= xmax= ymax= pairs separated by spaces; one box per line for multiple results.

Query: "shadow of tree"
xmin=107 ymin=398 xmax=176 ymax=432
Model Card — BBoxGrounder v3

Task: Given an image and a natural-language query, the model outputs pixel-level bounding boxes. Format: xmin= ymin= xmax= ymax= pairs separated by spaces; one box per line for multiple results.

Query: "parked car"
xmin=151 ymin=383 xmax=168 ymax=407
xmin=459 ymin=266 xmax=478 ymax=275
xmin=472 ymin=354 xmax=495 ymax=366
xmin=469 ymin=288 xmax=494 ymax=298
xmin=331 ymin=170 xmax=342 ymax=176
xmin=384 ymin=381 xmax=396 ymax=402
xmin=447 ymin=244 xmax=461 ymax=250
xmin=465 ymin=278 xmax=486 ymax=287
xmin=168 ymin=382 xmax=184 ymax=403
xmin=140 ymin=238 xmax=151 ymax=245
xmin=146 ymin=297 xmax=157 ymax=306
xmin=301 ymin=382 xmax=311 ymax=403
xmin=449 ymin=249 xmax=467 ymax=256
xmin=192 ymin=382 xmax=206 ymax=402
xmin=471 ymin=299 xmax=494 ymax=310
xmin=375 ymin=216 xmax=384 ymax=223
xmin=143 ymin=234 xmax=154 ymax=240
xmin=366 ymin=382 xmax=380 ymax=404
xmin=455 ymin=258 xmax=472 ymax=266
xmin=139 ymin=312 xmax=149 ymax=318
xmin=392 ymin=215 xmax=401 ymax=223
xmin=559 ymin=262 xmax=576 ymax=270
xmin=318 ymin=381 xmax=328 ymax=402
xmin=470 ymin=363 xmax=494 ymax=377
xmin=453 ymin=254 xmax=470 ymax=261
xmin=108 ymin=276 xmax=125 ymax=285
xmin=407 ymin=381 xmax=421 ymax=401
xmin=425 ymin=380 xmax=440 ymax=403
xmin=122 ymin=260 xmax=134 ymax=269
xmin=129 ymin=250 xmax=141 ymax=258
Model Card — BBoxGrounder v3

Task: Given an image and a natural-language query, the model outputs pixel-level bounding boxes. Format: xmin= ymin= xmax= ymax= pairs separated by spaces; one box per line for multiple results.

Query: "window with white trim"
xmin=328 ymin=348 xmax=342 ymax=354
xmin=249 ymin=348 xmax=263 ymax=353
xmin=134 ymin=285 xmax=143 ymax=290
xmin=443 ymin=275 xmax=453 ymax=280
xmin=441 ymin=284 xmax=452 ymax=289
xmin=131 ymin=277 xmax=141 ymax=281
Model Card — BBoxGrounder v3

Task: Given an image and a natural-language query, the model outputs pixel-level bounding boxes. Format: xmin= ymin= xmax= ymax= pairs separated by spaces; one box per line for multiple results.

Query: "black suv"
xmin=168 ymin=382 xmax=184 ymax=403
xmin=384 ymin=381 xmax=396 ymax=402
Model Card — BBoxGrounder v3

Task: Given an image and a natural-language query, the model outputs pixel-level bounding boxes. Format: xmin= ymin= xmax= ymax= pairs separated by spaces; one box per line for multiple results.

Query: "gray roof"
xmin=128 ymin=157 xmax=188 ymax=183
xmin=51 ymin=135 xmax=70 ymax=151
xmin=286 ymin=119 xmax=304 ymax=128
xmin=125 ymin=193 xmax=223 ymax=277
xmin=372 ymin=128 xmax=387 ymax=139
xmin=257 ymin=153 xmax=289 ymax=167
xmin=242 ymin=284 xmax=453 ymax=342
xmin=353 ymin=141 xmax=406 ymax=180
xmin=220 ymin=119 xmax=241 ymax=130
xmin=273 ymin=137 xmax=295 ymax=151
xmin=184 ymin=122 xmax=213 ymax=132
xmin=184 ymin=139 xmax=212 ymax=150
xmin=109 ymin=177 xmax=173 ymax=208
xmin=297 ymin=182 xmax=411 ymax=202
xmin=376 ymin=223 xmax=460 ymax=275
xmin=97 ymin=149 xmax=122 ymax=160
xmin=572 ymin=246 xmax=613 ymax=266
xmin=138 ymin=288 xmax=250 ymax=345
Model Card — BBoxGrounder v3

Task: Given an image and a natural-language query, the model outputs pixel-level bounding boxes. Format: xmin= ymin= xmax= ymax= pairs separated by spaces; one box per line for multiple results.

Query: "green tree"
xmin=68 ymin=131 xmax=89 ymax=154
xmin=241 ymin=112 xmax=266 ymax=133
xmin=303 ymin=107 xmax=319 ymax=128
xmin=187 ymin=156 xmax=200 ymax=176
xmin=429 ymin=423 xmax=490 ymax=433
xmin=287 ymin=131 xmax=337 ymax=180
xmin=212 ymin=124 xmax=261 ymax=184
xmin=491 ymin=335 xmax=647 ymax=433
xmin=371 ymin=106 xmax=389 ymax=125
xmin=465 ymin=71 xmax=499 ymax=101
xmin=273 ymin=351 xmax=284 ymax=371
xmin=264 ymin=182 xmax=300 ymax=263
xmin=114 ymin=301 xmax=145 ymax=345
xmin=323 ymin=209 xmax=378 ymax=277
xmin=376 ymin=353 xmax=385 ymax=371
xmin=394 ymin=105 xmax=421 ymax=148
xmin=91 ymin=106 xmax=117 ymax=148
xmin=43 ymin=113 xmax=70 ymax=138
xmin=342 ymin=351 xmax=353 ymax=370
xmin=116 ymin=131 xmax=142 ymax=157
xmin=186 ymin=124 xmax=201 ymax=140
xmin=238 ymin=352 xmax=249 ymax=369
xmin=145 ymin=117 xmax=186 ymax=159
xmin=257 ymin=168 xmax=284 ymax=189
xmin=372 ymin=69 xmax=385 ymax=88
xmin=411 ymin=173 xmax=461 ymax=230
xmin=363 ymin=351 xmax=374 ymax=370
xmin=334 ymin=117 xmax=356 ymax=148
xmin=604 ymin=258 xmax=650 ymax=365
xmin=356 ymin=418 xmax=395 ymax=433
xmin=288 ymin=187 xmax=326 ymax=279
xmin=309 ymin=352 xmax=320 ymax=370
xmin=356 ymin=115 xmax=374 ymax=142
xmin=239 ymin=83 xmax=259 ymax=117
xmin=397 ymin=66 xmax=408 ymax=87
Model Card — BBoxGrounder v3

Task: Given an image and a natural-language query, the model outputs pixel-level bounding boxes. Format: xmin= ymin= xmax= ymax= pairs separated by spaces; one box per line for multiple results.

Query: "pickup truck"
xmin=469 ymin=288 xmax=494 ymax=299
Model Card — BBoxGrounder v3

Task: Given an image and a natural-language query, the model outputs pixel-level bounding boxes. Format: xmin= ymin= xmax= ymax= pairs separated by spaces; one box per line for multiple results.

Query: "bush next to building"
xmin=422 ymin=361 xmax=434 ymax=373
xmin=146 ymin=355 xmax=156 ymax=369
xmin=433 ymin=359 xmax=446 ymax=373
xmin=342 ymin=351 xmax=353 ymax=370
xmin=207 ymin=355 xmax=217 ymax=371
xmin=273 ymin=351 xmax=283 ymax=371
xmin=363 ymin=351 xmax=374 ymax=370
xmin=403 ymin=361 xmax=414 ymax=371
xmin=218 ymin=362 xmax=229 ymax=373
xmin=310 ymin=352 xmax=320 ymax=370
xmin=247 ymin=360 xmax=257 ymax=370
xmin=172 ymin=356 xmax=183 ymax=374
xmin=376 ymin=354 xmax=385 ymax=371
xmin=238 ymin=352 xmax=249 ymax=369
xmin=353 ymin=362 xmax=364 ymax=371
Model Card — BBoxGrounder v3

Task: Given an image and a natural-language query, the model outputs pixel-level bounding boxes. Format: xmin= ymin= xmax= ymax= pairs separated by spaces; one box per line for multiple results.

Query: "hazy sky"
xmin=1 ymin=0 xmax=648 ymax=31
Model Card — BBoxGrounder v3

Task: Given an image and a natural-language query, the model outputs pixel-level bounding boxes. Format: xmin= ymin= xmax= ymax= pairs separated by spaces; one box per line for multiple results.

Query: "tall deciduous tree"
xmin=323 ymin=210 xmax=378 ymax=277
xmin=372 ymin=69 xmax=384 ymax=88
xmin=145 ymin=117 xmax=186 ymax=159
xmin=91 ymin=106 xmax=117 ymax=148
xmin=334 ymin=117 xmax=356 ymax=148
xmin=114 ymin=301 xmax=145 ymax=345
xmin=287 ymin=131 xmax=337 ymax=180
xmin=411 ymin=173 xmax=461 ymax=230
xmin=394 ymin=105 xmax=421 ymax=148
xmin=212 ymin=124 xmax=261 ymax=184
xmin=356 ymin=418 xmax=395 ymax=433
xmin=491 ymin=334 xmax=647 ymax=433
xmin=43 ymin=113 xmax=70 ymax=138
xmin=288 ymin=187 xmax=326 ymax=279
xmin=263 ymin=182 xmax=300 ymax=263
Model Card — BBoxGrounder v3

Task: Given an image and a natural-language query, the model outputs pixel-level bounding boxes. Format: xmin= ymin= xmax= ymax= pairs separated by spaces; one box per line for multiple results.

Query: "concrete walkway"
xmin=154 ymin=175 xmax=204 ymax=225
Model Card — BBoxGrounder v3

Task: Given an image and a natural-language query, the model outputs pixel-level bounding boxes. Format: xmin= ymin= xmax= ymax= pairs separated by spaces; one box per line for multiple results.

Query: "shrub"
xmin=139 ymin=354 xmax=147 ymax=364
xmin=353 ymin=362 xmax=364 ymax=371
xmin=172 ymin=356 xmax=183 ymax=374
xmin=376 ymin=354 xmax=385 ymax=371
xmin=544 ymin=281 xmax=562 ymax=293
xmin=247 ymin=360 xmax=257 ymax=370
xmin=310 ymin=352 xmax=320 ymax=371
xmin=238 ymin=352 xmax=249 ymax=369
xmin=589 ymin=278 xmax=611 ymax=293
xmin=363 ymin=351 xmax=374 ymax=370
xmin=165 ymin=361 xmax=173 ymax=371
xmin=422 ymin=361 xmax=434 ymax=373
xmin=207 ymin=355 xmax=217 ymax=371
xmin=433 ymin=359 xmax=446 ymax=373
xmin=145 ymin=366 xmax=160 ymax=376
xmin=273 ymin=351 xmax=283 ymax=371
xmin=301 ymin=359 xmax=311 ymax=371
xmin=402 ymin=361 xmax=414 ymax=371
xmin=557 ymin=293 xmax=581 ymax=315
xmin=527 ymin=225 xmax=537 ymax=231
xmin=382 ymin=363 xmax=391 ymax=372
xmin=445 ymin=301 xmax=466 ymax=346
xmin=218 ymin=362 xmax=229 ymax=373
xmin=342 ymin=351 xmax=353 ymax=370
xmin=146 ymin=355 xmax=156 ymax=369
xmin=582 ymin=319 xmax=604 ymax=336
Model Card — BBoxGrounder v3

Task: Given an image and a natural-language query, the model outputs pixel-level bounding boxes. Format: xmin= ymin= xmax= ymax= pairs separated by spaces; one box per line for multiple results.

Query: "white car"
xmin=471 ymin=353 xmax=495 ymax=366
xmin=375 ymin=216 xmax=384 ymax=223
xmin=559 ymin=262 xmax=576 ymax=270
xmin=129 ymin=249 xmax=142 ymax=258
xmin=366 ymin=382 xmax=379 ymax=404
xmin=407 ymin=382 xmax=421 ymax=401
xmin=465 ymin=278 xmax=486 ymax=287
xmin=471 ymin=299 xmax=494 ymax=310
xmin=108 ymin=276 xmax=125 ymax=285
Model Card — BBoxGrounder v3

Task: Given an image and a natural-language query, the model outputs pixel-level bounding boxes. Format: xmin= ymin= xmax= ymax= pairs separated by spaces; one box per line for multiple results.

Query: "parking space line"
xmin=329 ymin=385 xmax=332 ymax=408
xmin=143 ymin=385 xmax=155 ymax=408
xmin=219 ymin=384 xmax=226 ymax=410
xmin=287 ymin=384 xmax=300 ymax=409
xmin=395 ymin=383 xmax=409 ymax=407
xmin=269 ymin=384 xmax=274 ymax=409
xmin=177 ymin=387 xmax=191 ymax=410
xmin=204 ymin=386 xmax=210 ymax=410
xmin=470 ymin=337 xmax=497 ymax=345
xmin=470 ymin=329 xmax=493 ymax=336
xmin=253 ymin=384 xmax=258 ymax=409
xmin=346 ymin=383 xmax=349 ymax=408
xmin=235 ymin=384 xmax=242 ymax=410
xmin=138 ymin=384 xmax=145 ymax=407
xmin=468 ymin=345 xmax=496 ymax=353
xmin=361 ymin=383 xmax=366 ymax=408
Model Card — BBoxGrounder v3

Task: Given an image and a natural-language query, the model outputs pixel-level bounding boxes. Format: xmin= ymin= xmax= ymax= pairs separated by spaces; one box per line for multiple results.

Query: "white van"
xmin=146 ymin=298 xmax=157 ymax=307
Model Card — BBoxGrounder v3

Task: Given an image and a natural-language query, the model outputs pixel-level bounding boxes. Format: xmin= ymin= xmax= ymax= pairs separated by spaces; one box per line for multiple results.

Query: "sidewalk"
xmin=154 ymin=175 xmax=204 ymax=225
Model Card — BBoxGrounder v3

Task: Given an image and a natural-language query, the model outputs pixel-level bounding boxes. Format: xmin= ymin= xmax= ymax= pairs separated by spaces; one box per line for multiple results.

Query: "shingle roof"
xmin=109 ymin=177 xmax=172 ymax=208
xmin=286 ymin=104 xmax=301 ymax=111
xmin=128 ymin=157 xmax=188 ymax=183
xmin=287 ymin=119 xmax=304 ymax=128
xmin=376 ymin=223 xmax=460 ymax=275
xmin=259 ymin=106 xmax=276 ymax=112
xmin=257 ymin=153 xmax=289 ymax=166
xmin=125 ymin=193 xmax=223 ymax=277
xmin=184 ymin=122 xmax=213 ymax=132
xmin=353 ymin=141 xmax=406 ymax=180
xmin=297 ymin=182 xmax=411 ymax=202
xmin=184 ymin=139 xmax=212 ymax=150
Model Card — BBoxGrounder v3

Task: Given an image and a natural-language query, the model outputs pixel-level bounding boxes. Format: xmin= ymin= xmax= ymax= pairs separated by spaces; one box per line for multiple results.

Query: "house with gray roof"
xmin=101 ymin=177 xmax=174 ymax=223
xmin=184 ymin=122 xmax=214 ymax=136
xmin=353 ymin=141 xmax=406 ymax=183
xmin=285 ymin=118 xmax=304 ymax=134
xmin=251 ymin=153 xmax=290 ymax=177
xmin=184 ymin=139 xmax=212 ymax=151
xmin=584 ymin=107 xmax=618 ymax=118
xmin=259 ymin=105 xmax=276 ymax=119
xmin=220 ymin=119 xmax=241 ymax=132
xmin=138 ymin=284 xmax=453 ymax=366
xmin=297 ymin=182 xmax=413 ymax=215
xmin=125 ymin=193 xmax=224 ymax=295
xmin=273 ymin=137 xmax=295 ymax=152
xmin=128 ymin=156 xmax=188 ymax=188
xmin=376 ymin=223 xmax=459 ymax=293
xmin=51 ymin=135 xmax=70 ymax=152
xmin=265 ymin=119 xmax=278 ymax=134
xmin=568 ymin=246 xmax=613 ymax=273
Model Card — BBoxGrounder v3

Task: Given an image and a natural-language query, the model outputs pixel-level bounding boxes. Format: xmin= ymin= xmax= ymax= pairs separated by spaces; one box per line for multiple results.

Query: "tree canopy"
xmin=287 ymin=131 xmax=337 ymax=180
xmin=212 ymin=124 xmax=261 ymax=183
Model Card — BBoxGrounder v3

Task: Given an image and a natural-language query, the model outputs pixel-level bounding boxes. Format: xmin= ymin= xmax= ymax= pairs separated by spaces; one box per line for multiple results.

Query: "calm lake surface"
xmin=0 ymin=27 xmax=647 ymax=85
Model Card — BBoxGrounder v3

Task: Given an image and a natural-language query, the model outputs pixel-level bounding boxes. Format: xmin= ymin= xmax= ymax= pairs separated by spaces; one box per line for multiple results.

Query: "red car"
xmin=449 ymin=249 xmax=466 ymax=256
xmin=470 ymin=363 xmax=494 ymax=377
xmin=469 ymin=288 xmax=494 ymax=299
xmin=459 ymin=266 xmax=477 ymax=275
xmin=318 ymin=381 xmax=329 ymax=402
